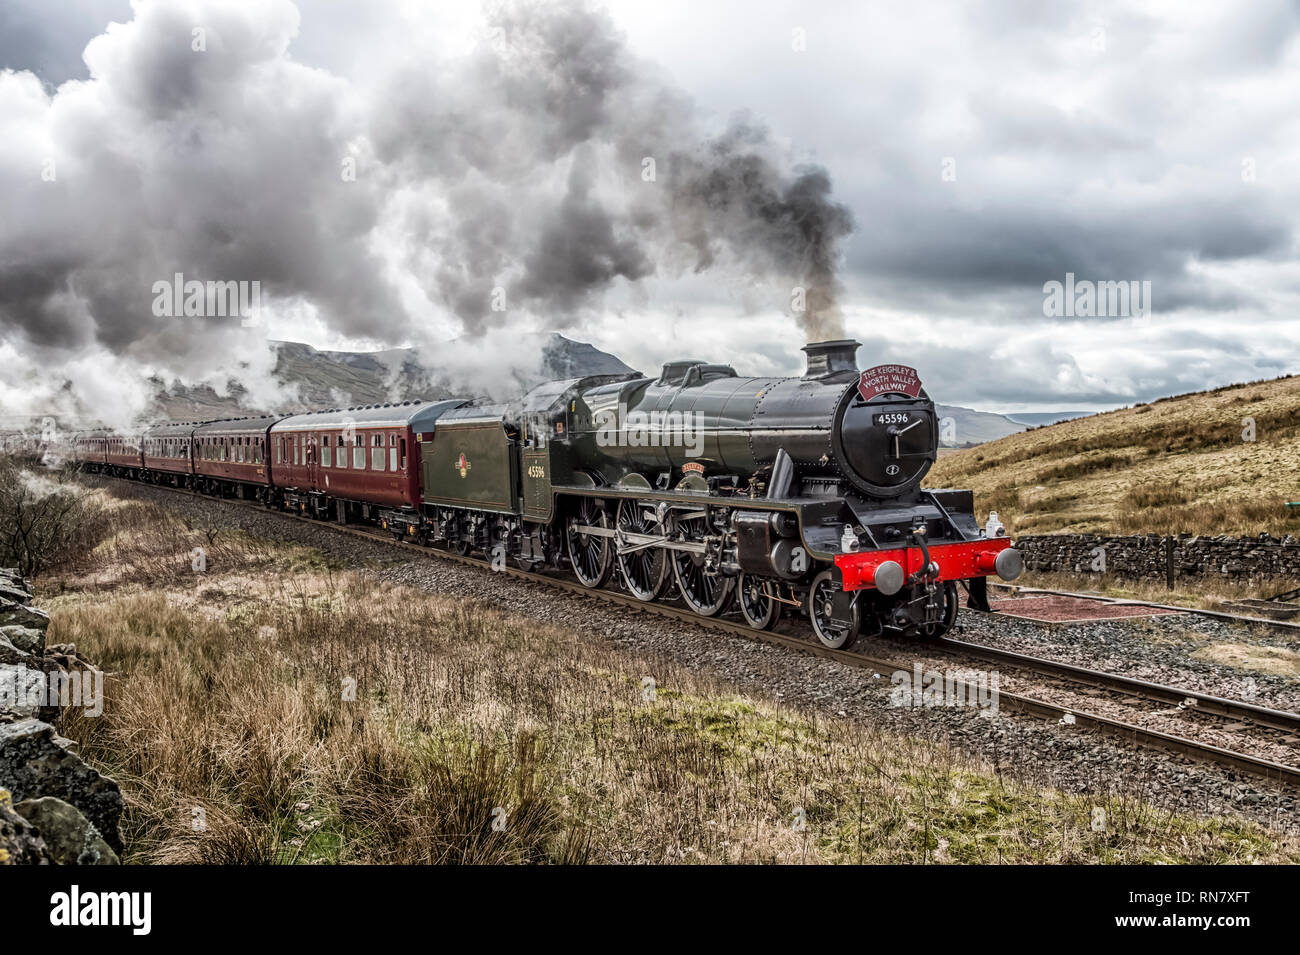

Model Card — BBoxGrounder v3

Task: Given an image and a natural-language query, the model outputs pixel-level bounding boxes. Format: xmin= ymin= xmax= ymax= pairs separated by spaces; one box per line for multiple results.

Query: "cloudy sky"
xmin=1 ymin=0 xmax=1297 ymax=424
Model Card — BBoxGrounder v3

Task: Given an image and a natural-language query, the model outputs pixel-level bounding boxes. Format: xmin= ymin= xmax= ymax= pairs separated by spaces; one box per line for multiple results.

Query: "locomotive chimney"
xmin=801 ymin=339 xmax=861 ymax=380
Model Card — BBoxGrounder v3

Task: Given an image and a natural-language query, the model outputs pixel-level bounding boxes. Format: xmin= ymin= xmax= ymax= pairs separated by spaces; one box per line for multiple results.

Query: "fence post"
xmin=1165 ymin=536 xmax=1175 ymax=591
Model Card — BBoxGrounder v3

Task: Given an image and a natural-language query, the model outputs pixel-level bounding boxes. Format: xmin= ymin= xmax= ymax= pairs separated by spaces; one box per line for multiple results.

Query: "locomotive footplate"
xmin=834 ymin=537 xmax=1022 ymax=592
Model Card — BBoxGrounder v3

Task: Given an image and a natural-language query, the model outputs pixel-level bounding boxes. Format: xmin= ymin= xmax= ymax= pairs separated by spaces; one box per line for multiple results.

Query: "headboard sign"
xmin=857 ymin=364 xmax=922 ymax=401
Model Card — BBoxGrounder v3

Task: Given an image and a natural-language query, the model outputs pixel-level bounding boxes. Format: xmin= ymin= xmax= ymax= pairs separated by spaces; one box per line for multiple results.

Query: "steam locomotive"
xmin=72 ymin=339 xmax=1021 ymax=647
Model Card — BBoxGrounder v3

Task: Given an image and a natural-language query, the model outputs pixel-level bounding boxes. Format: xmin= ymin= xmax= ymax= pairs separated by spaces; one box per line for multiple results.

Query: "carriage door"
xmin=306 ymin=432 xmax=319 ymax=490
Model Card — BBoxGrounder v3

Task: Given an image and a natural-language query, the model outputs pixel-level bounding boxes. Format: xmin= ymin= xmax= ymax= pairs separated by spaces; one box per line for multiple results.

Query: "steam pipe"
xmin=766 ymin=447 xmax=795 ymax=499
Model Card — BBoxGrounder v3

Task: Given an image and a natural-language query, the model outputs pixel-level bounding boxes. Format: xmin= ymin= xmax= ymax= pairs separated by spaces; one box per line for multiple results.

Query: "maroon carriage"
xmin=71 ymin=430 xmax=109 ymax=471
xmin=141 ymin=421 xmax=196 ymax=485
xmin=104 ymin=431 xmax=143 ymax=477
xmin=192 ymin=415 xmax=281 ymax=500
xmin=269 ymin=400 xmax=466 ymax=522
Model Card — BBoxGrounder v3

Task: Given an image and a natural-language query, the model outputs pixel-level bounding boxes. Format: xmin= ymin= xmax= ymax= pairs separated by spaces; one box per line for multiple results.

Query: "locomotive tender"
xmin=71 ymin=339 xmax=1022 ymax=647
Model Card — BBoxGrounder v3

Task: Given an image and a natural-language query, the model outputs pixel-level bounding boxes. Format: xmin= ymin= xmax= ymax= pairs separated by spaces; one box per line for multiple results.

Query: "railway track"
xmin=937 ymin=636 xmax=1300 ymax=735
xmin=990 ymin=582 xmax=1300 ymax=634
xmin=96 ymin=474 xmax=1300 ymax=789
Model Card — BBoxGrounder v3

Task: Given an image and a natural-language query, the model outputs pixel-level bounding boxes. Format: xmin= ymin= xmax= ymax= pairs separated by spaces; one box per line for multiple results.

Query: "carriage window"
xmin=400 ymin=438 xmax=407 ymax=470
xmin=389 ymin=446 xmax=397 ymax=471
xmin=322 ymin=440 xmax=332 ymax=467
xmin=353 ymin=435 xmax=365 ymax=469
xmin=371 ymin=433 xmax=384 ymax=471
xmin=293 ymin=436 xmax=300 ymax=465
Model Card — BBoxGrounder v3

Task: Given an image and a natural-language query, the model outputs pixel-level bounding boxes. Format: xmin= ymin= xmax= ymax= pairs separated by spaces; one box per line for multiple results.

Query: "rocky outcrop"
xmin=0 ymin=791 xmax=51 ymax=864
xmin=0 ymin=600 xmax=50 ymax=634
xmin=0 ymin=720 xmax=123 ymax=853
xmin=0 ymin=568 xmax=123 ymax=865
xmin=14 ymin=796 xmax=118 ymax=865
xmin=1 ymin=626 xmax=45 ymax=656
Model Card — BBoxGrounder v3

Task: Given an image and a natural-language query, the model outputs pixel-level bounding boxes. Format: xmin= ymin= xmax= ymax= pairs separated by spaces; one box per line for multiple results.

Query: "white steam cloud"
xmin=0 ymin=0 xmax=853 ymax=430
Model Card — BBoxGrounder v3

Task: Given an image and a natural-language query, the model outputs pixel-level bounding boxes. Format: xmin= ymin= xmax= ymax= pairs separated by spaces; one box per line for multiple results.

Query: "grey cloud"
xmin=0 ymin=0 xmax=129 ymax=86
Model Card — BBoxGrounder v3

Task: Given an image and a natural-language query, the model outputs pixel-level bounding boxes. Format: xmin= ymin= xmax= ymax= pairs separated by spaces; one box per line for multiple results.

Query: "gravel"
xmin=953 ymin=602 xmax=1300 ymax=715
xmin=85 ymin=481 xmax=1300 ymax=834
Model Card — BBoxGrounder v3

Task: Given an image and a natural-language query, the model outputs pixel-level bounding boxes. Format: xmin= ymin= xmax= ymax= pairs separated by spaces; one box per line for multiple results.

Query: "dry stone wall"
xmin=1016 ymin=533 xmax=1300 ymax=583
xmin=0 ymin=567 xmax=121 ymax=865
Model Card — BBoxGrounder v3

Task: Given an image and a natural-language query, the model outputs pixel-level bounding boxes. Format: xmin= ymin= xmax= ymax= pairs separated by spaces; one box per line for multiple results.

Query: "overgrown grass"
xmin=36 ymin=506 xmax=1300 ymax=864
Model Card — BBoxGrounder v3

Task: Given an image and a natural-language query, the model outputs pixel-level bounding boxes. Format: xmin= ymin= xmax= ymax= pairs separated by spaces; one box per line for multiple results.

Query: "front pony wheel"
xmin=808 ymin=569 xmax=861 ymax=650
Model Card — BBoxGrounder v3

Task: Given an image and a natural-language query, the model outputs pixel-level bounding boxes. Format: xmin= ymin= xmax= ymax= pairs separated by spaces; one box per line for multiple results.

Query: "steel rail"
xmin=936 ymin=636 xmax=1300 ymax=735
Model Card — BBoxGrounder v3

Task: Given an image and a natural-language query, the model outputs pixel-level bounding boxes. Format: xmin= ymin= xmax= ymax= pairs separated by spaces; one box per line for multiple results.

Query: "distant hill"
xmin=934 ymin=404 xmax=1025 ymax=447
xmin=927 ymin=376 xmax=1300 ymax=537
xmin=1005 ymin=411 xmax=1093 ymax=427
xmin=154 ymin=333 xmax=636 ymax=420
